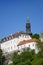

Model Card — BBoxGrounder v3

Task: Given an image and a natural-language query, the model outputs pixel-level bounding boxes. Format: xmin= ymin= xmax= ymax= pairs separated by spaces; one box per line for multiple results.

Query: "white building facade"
xmin=0 ymin=31 xmax=38 ymax=54
xmin=0 ymin=32 xmax=31 ymax=53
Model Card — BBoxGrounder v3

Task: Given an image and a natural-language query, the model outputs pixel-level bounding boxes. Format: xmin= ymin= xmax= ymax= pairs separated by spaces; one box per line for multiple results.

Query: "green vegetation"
xmin=0 ymin=49 xmax=5 ymax=65
xmin=36 ymin=40 xmax=43 ymax=58
xmin=32 ymin=33 xmax=39 ymax=39
xmin=9 ymin=33 xmax=43 ymax=65
xmin=10 ymin=42 xmax=43 ymax=65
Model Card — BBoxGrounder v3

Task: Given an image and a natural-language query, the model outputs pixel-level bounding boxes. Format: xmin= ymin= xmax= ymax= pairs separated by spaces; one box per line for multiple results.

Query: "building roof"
xmin=18 ymin=38 xmax=36 ymax=46
xmin=0 ymin=31 xmax=32 ymax=43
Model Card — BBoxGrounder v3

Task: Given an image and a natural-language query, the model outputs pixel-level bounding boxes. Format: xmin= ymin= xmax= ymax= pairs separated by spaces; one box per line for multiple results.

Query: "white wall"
xmin=18 ymin=42 xmax=36 ymax=50
xmin=1 ymin=34 xmax=32 ymax=53
xmin=1 ymin=38 xmax=18 ymax=53
xmin=18 ymin=42 xmax=38 ymax=53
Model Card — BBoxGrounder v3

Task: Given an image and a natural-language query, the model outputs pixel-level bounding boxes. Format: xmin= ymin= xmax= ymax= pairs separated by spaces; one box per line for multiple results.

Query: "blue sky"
xmin=0 ymin=0 xmax=43 ymax=39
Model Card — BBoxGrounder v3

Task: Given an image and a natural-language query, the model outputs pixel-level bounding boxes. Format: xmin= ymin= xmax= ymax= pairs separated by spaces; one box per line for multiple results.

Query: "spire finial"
xmin=26 ymin=16 xmax=30 ymax=23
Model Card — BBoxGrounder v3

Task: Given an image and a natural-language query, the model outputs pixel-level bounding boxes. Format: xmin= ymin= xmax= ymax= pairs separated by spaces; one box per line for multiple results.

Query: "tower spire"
xmin=26 ymin=17 xmax=32 ymax=35
xmin=26 ymin=17 xmax=30 ymax=23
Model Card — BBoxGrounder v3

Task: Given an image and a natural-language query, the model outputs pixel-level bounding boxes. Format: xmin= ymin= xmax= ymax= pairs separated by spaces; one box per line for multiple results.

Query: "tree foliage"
xmin=12 ymin=50 xmax=38 ymax=65
xmin=36 ymin=40 xmax=43 ymax=58
xmin=11 ymin=46 xmax=43 ymax=65
xmin=32 ymin=33 xmax=39 ymax=39
xmin=0 ymin=49 xmax=5 ymax=65
xmin=32 ymin=58 xmax=43 ymax=65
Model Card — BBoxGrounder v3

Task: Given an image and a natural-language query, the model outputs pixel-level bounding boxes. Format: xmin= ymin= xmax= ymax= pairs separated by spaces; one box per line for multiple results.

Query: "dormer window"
xmin=11 ymin=36 xmax=13 ymax=39
xmin=21 ymin=34 xmax=25 ymax=38
xmin=9 ymin=36 xmax=11 ymax=40
xmin=6 ymin=38 xmax=8 ymax=41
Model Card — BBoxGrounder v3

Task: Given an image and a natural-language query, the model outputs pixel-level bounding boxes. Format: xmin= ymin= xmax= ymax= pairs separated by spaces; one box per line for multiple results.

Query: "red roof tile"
xmin=18 ymin=38 xmax=36 ymax=46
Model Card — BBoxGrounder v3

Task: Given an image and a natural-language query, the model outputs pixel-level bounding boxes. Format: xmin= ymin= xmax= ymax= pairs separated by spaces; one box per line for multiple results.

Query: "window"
xmin=29 ymin=45 xmax=30 ymax=47
xmin=14 ymin=45 xmax=16 ymax=48
xmin=14 ymin=40 xmax=15 ymax=42
xmin=11 ymin=41 xmax=12 ymax=44
xmin=33 ymin=44 xmax=34 ymax=46
xmin=24 ymin=35 xmax=26 ymax=38
xmin=11 ymin=46 xmax=12 ymax=49
xmin=18 ymin=46 xmax=19 ymax=49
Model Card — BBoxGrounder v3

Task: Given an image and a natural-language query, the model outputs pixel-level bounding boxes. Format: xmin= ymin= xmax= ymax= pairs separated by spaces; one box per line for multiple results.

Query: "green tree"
xmin=10 ymin=40 xmax=43 ymax=65
xmin=12 ymin=49 xmax=36 ymax=65
xmin=0 ymin=49 xmax=5 ymax=65
xmin=36 ymin=40 xmax=43 ymax=58
xmin=32 ymin=58 xmax=43 ymax=65
xmin=32 ymin=33 xmax=39 ymax=39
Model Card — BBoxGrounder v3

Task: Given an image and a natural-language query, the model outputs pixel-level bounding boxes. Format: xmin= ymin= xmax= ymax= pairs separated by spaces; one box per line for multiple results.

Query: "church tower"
xmin=26 ymin=17 xmax=32 ymax=35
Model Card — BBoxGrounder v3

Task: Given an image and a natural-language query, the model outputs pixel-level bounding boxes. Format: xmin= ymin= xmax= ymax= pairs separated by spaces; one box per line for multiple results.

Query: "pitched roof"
xmin=18 ymin=38 xmax=36 ymax=46
xmin=0 ymin=31 xmax=28 ymax=43
xmin=0 ymin=31 xmax=32 ymax=43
